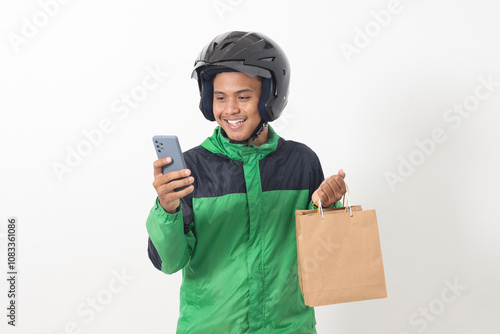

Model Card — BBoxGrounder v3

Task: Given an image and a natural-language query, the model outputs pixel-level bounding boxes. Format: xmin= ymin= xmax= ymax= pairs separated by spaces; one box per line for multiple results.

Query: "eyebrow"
xmin=213 ymin=88 xmax=253 ymax=94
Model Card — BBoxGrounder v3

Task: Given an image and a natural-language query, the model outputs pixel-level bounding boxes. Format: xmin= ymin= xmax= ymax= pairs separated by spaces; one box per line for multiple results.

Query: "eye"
xmin=238 ymin=96 xmax=250 ymax=101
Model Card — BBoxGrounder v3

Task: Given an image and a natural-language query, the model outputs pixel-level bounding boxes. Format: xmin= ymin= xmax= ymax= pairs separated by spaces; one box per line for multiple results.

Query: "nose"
xmin=224 ymin=97 xmax=240 ymax=115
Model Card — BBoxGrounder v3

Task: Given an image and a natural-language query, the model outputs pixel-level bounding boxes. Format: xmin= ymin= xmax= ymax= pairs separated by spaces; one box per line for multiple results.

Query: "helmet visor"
xmin=192 ymin=60 xmax=272 ymax=80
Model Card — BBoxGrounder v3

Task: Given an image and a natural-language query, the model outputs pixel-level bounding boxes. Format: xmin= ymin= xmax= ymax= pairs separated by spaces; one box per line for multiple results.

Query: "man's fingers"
xmin=321 ymin=176 xmax=346 ymax=205
xmin=152 ymin=158 xmax=195 ymax=213
xmin=155 ymin=173 xmax=193 ymax=193
xmin=165 ymin=176 xmax=194 ymax=193
xmin=154 ymin=162 xmax=191 ymax=184
xmin=331 ymin=175 xmax=346 ymax=195
xmin=317 ymin=188 xmax=330 ymax=206
xmin=314 ymin=171 xmax=347 ymax=207
xmin=153 ymin=158 xmax=191 ymax=180
xmin=322 ymin=180 xmax=337 ymax=205
xmin=161 ymin=182 xmax=194 ymax=202
xmin=163 ymin=169 xmax=191 ymax=183
xmin=153 ymin=157 xmax=172 ymax=178
xmin=175 ymin=183 xmax=195 ymax=198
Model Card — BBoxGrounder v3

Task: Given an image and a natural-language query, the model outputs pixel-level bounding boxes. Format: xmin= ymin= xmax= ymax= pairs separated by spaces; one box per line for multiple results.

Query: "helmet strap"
xmin=226 ymin=118 xmax=268 ymax=146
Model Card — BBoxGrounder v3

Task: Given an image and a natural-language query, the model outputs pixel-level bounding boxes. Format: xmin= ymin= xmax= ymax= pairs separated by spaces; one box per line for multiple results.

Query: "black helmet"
xmin=192 ymin=31 xmax=290 ymax=122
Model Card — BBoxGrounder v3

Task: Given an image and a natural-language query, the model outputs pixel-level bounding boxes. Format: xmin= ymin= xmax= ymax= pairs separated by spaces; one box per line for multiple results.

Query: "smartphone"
xmin=152 ymin=135 xmax=187 ymax=175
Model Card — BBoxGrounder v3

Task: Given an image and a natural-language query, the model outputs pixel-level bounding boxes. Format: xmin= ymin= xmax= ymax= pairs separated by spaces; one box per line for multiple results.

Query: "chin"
xmin=223 ymin=128 xmax=249 ymax=142
xmin=227 ymin=133 xmax=248 ymax=142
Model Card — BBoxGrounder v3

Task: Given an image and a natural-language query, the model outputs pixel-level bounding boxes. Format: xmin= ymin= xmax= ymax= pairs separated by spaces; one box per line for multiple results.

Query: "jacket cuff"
xmin=153 ymin=197 xmax=182 ymax=223
xmin=147 ymin=198 xmax=188 ymax=274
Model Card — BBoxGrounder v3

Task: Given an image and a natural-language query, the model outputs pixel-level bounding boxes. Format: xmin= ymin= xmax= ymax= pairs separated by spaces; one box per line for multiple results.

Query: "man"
xmin=146 ymin=31 xmax=346 ymax=333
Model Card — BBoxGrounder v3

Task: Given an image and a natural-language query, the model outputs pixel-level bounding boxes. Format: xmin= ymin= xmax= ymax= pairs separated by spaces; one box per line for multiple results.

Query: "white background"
xmin=1 ymin=0 xmax=499 ymax=333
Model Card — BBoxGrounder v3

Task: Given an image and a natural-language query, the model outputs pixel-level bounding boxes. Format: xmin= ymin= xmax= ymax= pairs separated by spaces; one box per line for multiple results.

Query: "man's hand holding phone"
xmin=153 ymin=157 xmax=195 ymax=214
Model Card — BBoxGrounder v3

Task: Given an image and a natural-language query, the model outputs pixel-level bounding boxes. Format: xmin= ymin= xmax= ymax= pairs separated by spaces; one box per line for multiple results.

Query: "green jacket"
xmin=146 ymin=126 xmax=340 ymax=333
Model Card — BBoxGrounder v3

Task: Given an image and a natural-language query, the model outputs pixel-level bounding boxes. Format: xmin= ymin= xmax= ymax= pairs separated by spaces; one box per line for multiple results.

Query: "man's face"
xmin=213 ymin=71 xmax=263 ymax=143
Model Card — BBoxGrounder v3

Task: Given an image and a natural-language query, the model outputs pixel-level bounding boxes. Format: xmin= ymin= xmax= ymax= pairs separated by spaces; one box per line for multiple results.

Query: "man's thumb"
xmin=338 ymin=169 xmax=346 ymax=179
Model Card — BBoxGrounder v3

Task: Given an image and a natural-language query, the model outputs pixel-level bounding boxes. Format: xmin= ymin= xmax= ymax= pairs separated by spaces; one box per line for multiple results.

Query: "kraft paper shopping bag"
xmin=295 ymin=203 xmax=387 ymax=307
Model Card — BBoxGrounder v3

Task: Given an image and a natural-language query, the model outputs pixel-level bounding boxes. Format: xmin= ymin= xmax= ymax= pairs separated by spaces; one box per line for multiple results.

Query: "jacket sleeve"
xmin=146 ymin=197 xmax=196 ymax=275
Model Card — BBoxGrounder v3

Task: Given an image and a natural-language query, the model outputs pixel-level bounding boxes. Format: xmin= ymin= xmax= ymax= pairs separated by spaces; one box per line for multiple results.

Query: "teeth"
xmin=227 ymin=119 xmax=244 ymax=125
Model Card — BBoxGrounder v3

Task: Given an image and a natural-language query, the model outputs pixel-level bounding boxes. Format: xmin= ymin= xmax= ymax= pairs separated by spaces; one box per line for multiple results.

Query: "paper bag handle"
xmin=343 ymin=184 xmax=352 ymax=217
xmin=313 ymin=184 xmax=352 ymax=220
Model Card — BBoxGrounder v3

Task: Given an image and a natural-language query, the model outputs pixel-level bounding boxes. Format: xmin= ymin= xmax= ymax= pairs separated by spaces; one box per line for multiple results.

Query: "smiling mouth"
xmin=224 ymin=119 xmax=247 ymax=129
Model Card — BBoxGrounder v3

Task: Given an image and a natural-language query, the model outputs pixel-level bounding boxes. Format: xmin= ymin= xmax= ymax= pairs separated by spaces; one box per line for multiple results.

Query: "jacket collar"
xmin=201 ymin=125 xmax=280 ymax=162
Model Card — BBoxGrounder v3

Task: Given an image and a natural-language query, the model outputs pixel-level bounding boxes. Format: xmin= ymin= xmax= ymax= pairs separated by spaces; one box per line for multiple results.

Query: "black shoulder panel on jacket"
xmin=260 ymin=138 xmax=325 ymax=198
xmin=183 ymin=146 xmax=246 ymax=198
